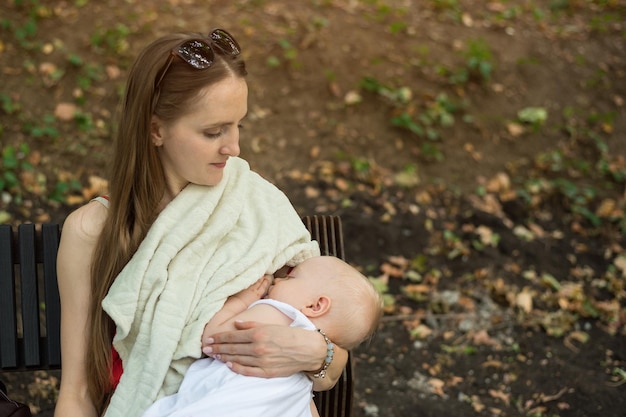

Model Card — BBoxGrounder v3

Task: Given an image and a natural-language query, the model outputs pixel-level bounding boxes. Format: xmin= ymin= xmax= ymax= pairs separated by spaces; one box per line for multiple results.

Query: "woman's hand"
xmin=202 ymin=321 xmax=347 ymax=390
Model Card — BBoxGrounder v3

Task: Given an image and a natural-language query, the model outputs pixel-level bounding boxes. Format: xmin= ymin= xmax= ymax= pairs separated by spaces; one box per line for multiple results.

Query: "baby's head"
xmin=318 ymin=256 xmax=383 ymax=349
xmin=268 ymin=256 xmax=383 ymax=349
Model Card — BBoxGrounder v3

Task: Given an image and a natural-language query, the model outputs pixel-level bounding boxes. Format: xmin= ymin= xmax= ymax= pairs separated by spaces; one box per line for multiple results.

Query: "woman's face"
xmin=152 ymin=75 xmax=248 ymax=193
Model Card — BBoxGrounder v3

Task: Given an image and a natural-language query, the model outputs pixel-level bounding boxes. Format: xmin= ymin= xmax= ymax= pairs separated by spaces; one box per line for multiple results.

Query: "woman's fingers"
xmin=217 ymin=354 xmax=291 ymax=378
xmin=233 ymin=320 xmax=260 ymax=331
xmin=225 ymin=361 xmax=273 ymax=378
xmin=204 ymin=321 xmax=260 ymax=346
xmin=202 ymin=322 xmax=265 ymax=357
xmin=203 ymin=341 xmax=257 ymax=357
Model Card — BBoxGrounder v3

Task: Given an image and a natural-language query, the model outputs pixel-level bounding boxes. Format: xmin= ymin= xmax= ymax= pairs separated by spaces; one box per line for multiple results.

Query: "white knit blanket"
xmin=101 ymin=157 xmax=320 ymax=417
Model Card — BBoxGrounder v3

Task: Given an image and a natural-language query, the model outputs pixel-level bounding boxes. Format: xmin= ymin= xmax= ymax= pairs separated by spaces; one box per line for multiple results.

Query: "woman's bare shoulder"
xmin=61 ymin=200 xmax=109 ymax=244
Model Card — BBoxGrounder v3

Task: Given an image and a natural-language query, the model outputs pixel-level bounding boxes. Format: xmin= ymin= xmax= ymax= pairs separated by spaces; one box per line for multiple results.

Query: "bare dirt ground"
xmin=1 ymin=1 xmax=625 ymax=416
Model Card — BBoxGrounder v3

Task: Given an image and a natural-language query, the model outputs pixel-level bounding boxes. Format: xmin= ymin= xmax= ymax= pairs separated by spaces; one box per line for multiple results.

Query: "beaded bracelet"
xmin=313 ymin=329 xmax=334 ymax=378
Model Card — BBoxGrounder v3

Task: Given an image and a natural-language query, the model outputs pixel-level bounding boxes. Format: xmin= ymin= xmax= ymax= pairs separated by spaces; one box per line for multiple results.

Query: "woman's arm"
xmin=307 ymin=336 xmax=348 ymax=392
xmin=202 ymin=322 xmax=349 ymax=391
xmin=54 ymin=202 xmax=107 ymax=417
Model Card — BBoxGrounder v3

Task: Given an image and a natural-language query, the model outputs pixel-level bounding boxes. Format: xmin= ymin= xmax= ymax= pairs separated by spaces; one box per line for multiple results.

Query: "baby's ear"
xmin=302 ymin=295 xmax=331 ymax=317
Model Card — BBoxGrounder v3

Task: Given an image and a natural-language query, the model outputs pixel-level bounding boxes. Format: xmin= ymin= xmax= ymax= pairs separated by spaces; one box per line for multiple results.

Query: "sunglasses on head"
xmin=155 ymin=28 xmax=241 ymax=89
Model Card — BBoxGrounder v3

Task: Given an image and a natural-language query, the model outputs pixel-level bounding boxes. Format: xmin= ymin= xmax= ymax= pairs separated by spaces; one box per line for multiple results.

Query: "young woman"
xmin=55 ymin=29 xmax=348 ymax=417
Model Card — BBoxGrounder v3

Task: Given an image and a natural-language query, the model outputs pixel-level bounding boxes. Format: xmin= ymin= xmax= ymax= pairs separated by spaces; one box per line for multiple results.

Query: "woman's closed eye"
xmin=203 ymin=123 xmax=243 ymax=139
xmin=204 ymin=128 xmax=223 ymax=139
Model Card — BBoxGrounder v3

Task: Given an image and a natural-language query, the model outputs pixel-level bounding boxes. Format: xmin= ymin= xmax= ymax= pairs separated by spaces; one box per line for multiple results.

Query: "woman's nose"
xmin=221 ymin=128 xmax=240 ymax=157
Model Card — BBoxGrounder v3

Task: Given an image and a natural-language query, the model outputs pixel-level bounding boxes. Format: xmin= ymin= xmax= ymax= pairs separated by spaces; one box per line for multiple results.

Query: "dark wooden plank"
xmin=0 ymin=225 xmax=18 ymax=369
xmin=18 ymin=224 xmax=41 ymax=367
xmin=42 ymin=224 xmax=61 ymax=367
xmin=303 ymin=215 xmax=352 ymax=417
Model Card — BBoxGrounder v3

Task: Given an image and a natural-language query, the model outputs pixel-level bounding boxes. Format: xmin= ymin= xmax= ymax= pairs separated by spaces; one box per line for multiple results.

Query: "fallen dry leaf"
xmin=82 ymin=175 xmax=109 ymax=200
xmin=613 ymin=255 xmax=626 ymax=277
xmin=486 ymin=172 xmax=511 ymax=193
xmin=410 ymin=323 xmax=433 ymax=339
xmin=304 ymin=186 xmax=319 ymax=198
xmin=538 ymin=387 xmax=569 ymax=403
xmin=489 ymin=389 xmax=510 ymax=406
xmin=415 ymin=190 xmax=432 ymax=204
xmin=506 ymin=122 xmax=525 ymax=137
xmin=448 ymin=376 xmax=463 ymax=387
xmin=482 ymin=359 xmax=503 ymax=369
xmin=527 ymin=222 xmax=546 ymax=238
xmin=380 ymin=262 xmax=405 ymax=278
xmin=55 ymin=102 xmax=77 ymax=121
xmin=461 ymin=13 xmax=473 ymax=27
xmin=471 ymin=396 xmax=486 ymax=412
xmin=472 ymin=329 xmax=501 ymax=348
xmin=464 ymin=142 xmax=482 ymax=161
xmin=475 ymin=225 xmax=496 ymax=246
xmin=457 ymin=295 xmax=476 ymax=312
xmin=564 ymin=330 xmax=589 ymax=352
xmin=334 ymin=178 xmax=349 ymax=191
xmin=344 ymin=90 xmax=362 ymax=105
xmin=105 ymin=64 xmax=122 ymax=80
xmin=28 ymin=150 xmax=42 ymax=166
xmin=516 ymin=288 xmax=533 ymax=313
xmin=427 ymin=378 xmax=445 ymax=397
xmin=38 ymin=61 xmax=57 ymax=75
xmin=65 ymin=195 xmax=85 ymax=205
xmin=388 ymin=255 xmax=410 ymax=269
xmin=309 ymin=145 xmax=320 ymax=159
xmin=406 ymin=283 xmax=432 ymax=293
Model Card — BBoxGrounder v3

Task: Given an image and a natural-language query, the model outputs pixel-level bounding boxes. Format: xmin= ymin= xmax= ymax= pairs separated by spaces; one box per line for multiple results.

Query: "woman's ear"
xmin=150 ymin=116 xmax=164 ymax=147
xmin=302 ymin=295 xmax=331 ymax=318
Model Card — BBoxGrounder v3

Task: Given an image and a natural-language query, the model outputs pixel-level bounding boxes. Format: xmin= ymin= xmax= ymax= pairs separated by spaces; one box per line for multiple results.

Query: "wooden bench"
xmin=0 ymin=215 xmax=352 ymax=417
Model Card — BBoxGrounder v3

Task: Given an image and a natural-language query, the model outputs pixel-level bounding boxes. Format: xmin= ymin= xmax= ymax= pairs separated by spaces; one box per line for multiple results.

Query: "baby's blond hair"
xmin=318 ymin=257 xmax=383 ymax=350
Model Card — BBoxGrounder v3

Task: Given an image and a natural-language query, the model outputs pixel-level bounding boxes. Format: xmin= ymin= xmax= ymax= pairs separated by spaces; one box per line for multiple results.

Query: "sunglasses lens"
xmin=210 ymin=29 xmax=241 ymax=56
xmin=177 ymin=40 xmax=214 ymax=69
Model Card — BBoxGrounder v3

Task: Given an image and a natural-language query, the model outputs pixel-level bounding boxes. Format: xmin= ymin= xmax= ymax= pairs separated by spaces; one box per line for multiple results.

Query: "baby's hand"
xmin=231 ymin=274 xmax=272 ymax=306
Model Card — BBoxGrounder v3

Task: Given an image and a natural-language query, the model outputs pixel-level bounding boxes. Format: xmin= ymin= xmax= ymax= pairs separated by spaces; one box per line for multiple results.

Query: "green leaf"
xmin=518 ymin=107 xmax=548 ymax=125
xmin=541 ymin=273 xmax=561 ymax=291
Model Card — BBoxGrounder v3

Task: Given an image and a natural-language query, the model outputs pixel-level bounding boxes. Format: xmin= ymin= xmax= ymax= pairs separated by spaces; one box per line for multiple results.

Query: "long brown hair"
xmin=87 ymin=31 xmax=247 ymax=413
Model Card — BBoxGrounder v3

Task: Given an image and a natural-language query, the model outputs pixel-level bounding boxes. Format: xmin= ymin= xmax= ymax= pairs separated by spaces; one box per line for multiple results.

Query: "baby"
xmin=141 ymin=255 xmax=382 ymax=417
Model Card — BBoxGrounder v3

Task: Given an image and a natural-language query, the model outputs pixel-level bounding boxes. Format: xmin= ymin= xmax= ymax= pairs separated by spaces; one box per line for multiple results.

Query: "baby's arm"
xmin=208 ymin=302 xmax=294 ymax=336
xmin=204 ymin=275 xmax=271 ymax=335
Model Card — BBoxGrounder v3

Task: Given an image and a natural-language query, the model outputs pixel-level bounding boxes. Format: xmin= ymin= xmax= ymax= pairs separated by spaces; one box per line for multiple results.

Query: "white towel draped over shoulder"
xmin=101 ymin=157 xmax=320 ymax=417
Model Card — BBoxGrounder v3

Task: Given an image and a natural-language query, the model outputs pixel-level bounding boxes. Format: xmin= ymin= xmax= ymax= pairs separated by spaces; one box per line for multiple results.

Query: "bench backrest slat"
xmin=42 ymin=224 xmax=61 ymax=367
xmin=0 ymin=225 xmax=18 ymax=368
xmin=306 ymin=216 xmax=352 ymax=417
xmin=18 ymin=224 xmax=42 ymax=367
